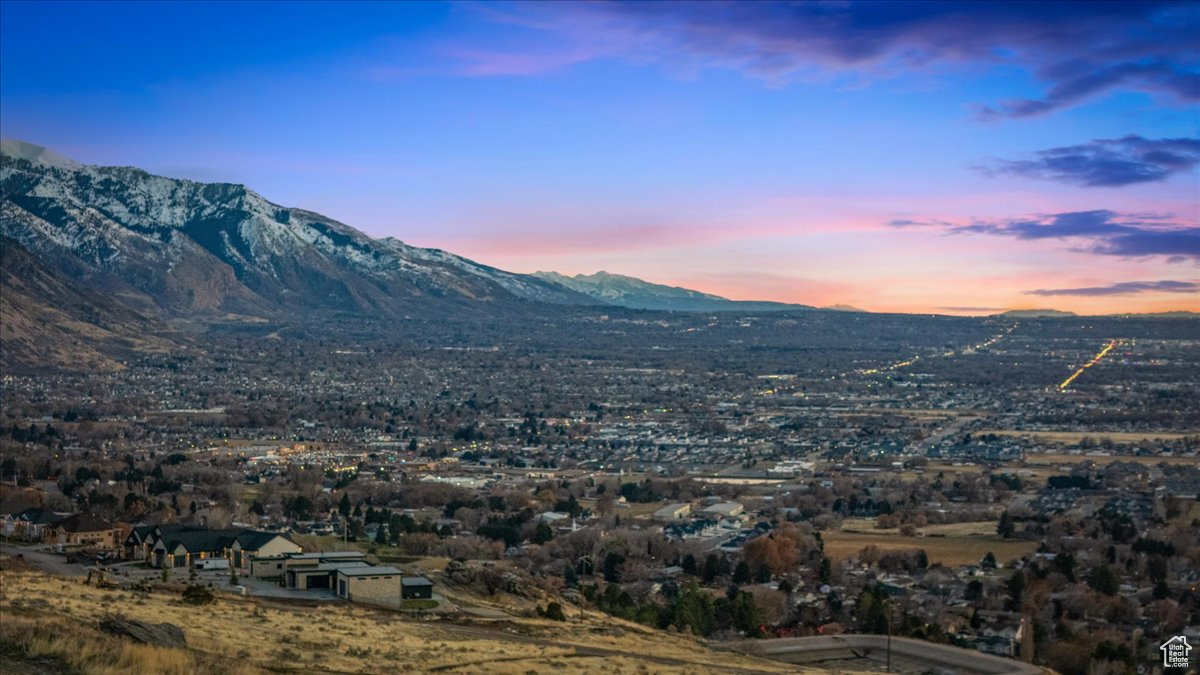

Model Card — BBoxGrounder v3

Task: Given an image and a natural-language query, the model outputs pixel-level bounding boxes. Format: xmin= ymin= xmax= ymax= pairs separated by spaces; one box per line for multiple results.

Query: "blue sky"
xmin=2 ymin=1 xmax=1197 ymax=313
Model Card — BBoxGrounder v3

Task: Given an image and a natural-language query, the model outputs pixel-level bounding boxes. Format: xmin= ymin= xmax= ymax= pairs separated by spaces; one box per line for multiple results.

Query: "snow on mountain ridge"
xmin=1 ymin=141 xmax=591 ymax=315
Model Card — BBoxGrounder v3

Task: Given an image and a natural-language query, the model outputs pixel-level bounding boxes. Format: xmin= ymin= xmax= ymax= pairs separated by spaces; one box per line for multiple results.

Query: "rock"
xmin=99 ymin=616 xmax=187 ymax=649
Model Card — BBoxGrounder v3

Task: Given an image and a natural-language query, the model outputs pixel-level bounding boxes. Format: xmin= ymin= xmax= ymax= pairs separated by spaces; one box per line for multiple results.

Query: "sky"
xmin=1 ymin=0 xmax=1197 ymax=315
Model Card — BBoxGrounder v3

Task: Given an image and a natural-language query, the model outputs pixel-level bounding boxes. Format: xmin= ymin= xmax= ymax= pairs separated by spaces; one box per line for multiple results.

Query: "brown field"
xmin=822 ymin=531 xmax=1037 ymax=567
xmin=977 ymin=429 xmax=1198 ymax=444
xmin=840 ymin=519 xmax=998 ymax=537
xmin=0 ymin=566 xmax=802 ymax=674
xmin=1025 ymin=453 xmax=1199 ymax=467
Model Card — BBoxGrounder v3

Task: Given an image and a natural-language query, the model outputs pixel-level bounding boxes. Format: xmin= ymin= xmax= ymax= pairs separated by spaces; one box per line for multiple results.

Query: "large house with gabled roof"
xmin=129 ymin=524 xmax=301 ymax=569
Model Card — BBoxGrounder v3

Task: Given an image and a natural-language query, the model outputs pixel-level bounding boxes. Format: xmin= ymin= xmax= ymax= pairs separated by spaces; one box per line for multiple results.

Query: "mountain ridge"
xmin=533 ymin=270 xmax=815 ymax=313
xmin=1 ymin=140 xmax=596 ymax=321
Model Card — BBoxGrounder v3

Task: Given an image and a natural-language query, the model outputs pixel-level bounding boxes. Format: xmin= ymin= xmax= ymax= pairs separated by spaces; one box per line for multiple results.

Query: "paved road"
xmin=0 ymin=542 xmax=88 ymax=577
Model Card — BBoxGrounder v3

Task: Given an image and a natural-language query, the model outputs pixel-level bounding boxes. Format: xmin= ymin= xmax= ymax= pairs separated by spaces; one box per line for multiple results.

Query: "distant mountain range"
xmin=994 ymin=309 xmax=1198 ymax=319
xmin=533 ymin=271 xmax=815 ymax=312
xmin=0 ymin=139 xmax=594 ymax=321
xmin=994 ymin=309 xmax=1079 ymax=318
xmin=1 ymin=140 xmax=1194 ymax=369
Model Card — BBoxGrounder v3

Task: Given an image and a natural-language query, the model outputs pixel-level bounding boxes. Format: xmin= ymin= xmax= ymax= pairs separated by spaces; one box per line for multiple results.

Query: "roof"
xmin=402 ymin=576 xmax=433 ymax=586
xmin=52 ymin=513 xmax=116 ymax=533
xmin=288 ymin=551 xmax=365 ymax=560
xmin=155 ymin=527 xmax=296 ymax=555
xmin=15 ymin=508 xmax=64 ymax=525
xmin=337 ymin=565 xmax=402 ymax=578
xmin=125 ymin=524 xmax=155 ymax=544
xmin=235 ymin=530 xmax=297 ymax=551
xmin=294 ymin=562 xmax=371 ymax=573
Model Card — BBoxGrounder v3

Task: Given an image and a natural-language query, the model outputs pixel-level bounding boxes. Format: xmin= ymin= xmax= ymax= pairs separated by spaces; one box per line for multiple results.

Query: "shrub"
xmin=181 ymin=585 xmax=214 ymax=606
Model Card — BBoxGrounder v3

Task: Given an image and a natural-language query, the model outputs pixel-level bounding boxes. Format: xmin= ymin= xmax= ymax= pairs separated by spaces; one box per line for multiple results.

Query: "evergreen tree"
xmin=733 ymin=560 xmax=752 ymax=584
xmin=533 ymin=522 xmax=554 ymax=545
xmin=998 ymin=511 xmax=1015 ymax=539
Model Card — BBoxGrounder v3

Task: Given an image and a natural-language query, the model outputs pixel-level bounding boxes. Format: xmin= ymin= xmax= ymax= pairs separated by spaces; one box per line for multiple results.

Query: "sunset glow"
xmin=1 ymin=1 xmax=1196 ymax=314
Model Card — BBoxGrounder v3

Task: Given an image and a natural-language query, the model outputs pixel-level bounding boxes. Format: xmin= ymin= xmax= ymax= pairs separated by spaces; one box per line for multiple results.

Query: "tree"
xmin=682 ymin=553 xmax=697 ymax=576
xmin=338 ymin=493 xmax=352 ymax=518
xmin=533 ymin=522 xmax=554 ymax=545
xmin=703 ymin=554 xmax=729 ymax=584
xmin=998 ymin=511 xmax=1015 ymax=539
xmin=375 ymin=524 xmax=388 ymax=546
xmin=603 ymin=551 xmax=626 ymax=583
xmin=563 ymin=562 xmax=579 ymax=588
xmin=819 ymin=556 xmax=833 ymax=584
xmin=1088 ymin=565 xmax=1119 ymax=597
xmin=755 ymin=564 xmax=772 ymax=584
xmin=1006 ymin=570 xmax=1026 ymax=611
xmin=733 ymin=560 xmax=752 ymax=584
xmin=981 ymin=551 xmax=997 ymax=569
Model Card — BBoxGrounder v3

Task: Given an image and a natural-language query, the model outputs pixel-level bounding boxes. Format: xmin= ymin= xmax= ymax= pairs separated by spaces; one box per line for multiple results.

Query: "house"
xmin=401 ymin=576 xmax=434 ymax=600
xmin=44 ymin=513 xmax=123 ymax=550
xmin=229 ymin=530 xmax=301 ymax=570
xmin=335 ymin=566 xmax=403 ymax=603
xmin=288 ymin=561 xmax=370 ymax=590
xmin=124 ymin=524 xmax=156 ymax=560
xmin=254 ymin=550 xmax=366 ymax=580
xmin=152 ymin=526 xmax=235 ymax=568
xmin=148 ymin=525 xmax=301 ymax=569
xmin=4 ymin=508 xmax=66 ymax=540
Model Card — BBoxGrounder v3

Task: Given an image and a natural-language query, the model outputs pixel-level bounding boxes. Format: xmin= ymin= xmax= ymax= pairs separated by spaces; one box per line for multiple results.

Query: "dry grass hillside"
xmin=0 ymin=563 xmax=811 ymax=674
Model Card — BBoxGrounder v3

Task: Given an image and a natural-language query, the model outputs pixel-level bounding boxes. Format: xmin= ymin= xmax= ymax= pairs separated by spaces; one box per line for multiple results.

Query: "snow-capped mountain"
xmin=533 ymin=270 xmax=812 ymax=312
xmin=0 ymin=140 xmax=592 ymax=318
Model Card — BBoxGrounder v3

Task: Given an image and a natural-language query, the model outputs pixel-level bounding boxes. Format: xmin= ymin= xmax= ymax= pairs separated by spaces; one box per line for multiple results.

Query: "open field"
xmin=839 ymin=519 xmax=999 ymax=537
xmin=1025 ymin=453 xmax=1199 ymax=467
xmin=0 ymin=565 xmax=802 ymax=674
xmin=977 ymin=429 xmax=1199 ymax=444
xmin=821 ymin=531 xmax=1037 ymax=567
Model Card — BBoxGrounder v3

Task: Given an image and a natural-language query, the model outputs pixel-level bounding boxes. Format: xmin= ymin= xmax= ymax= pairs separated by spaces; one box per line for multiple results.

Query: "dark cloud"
xmin=885 ymin=218 xmax=954 ymax=228
xmin=1025 ymin=280 xmax=1199 ymax=296
xmin=896 ymin=209 xmax=1200 ymax=259
xmin=979 ymin=135 xmax=1200 ymax=186
xmin=493 ymin=1 xmax=1199 ymax=118
xmin=956 ymin=210 xmax=1132 ymax=240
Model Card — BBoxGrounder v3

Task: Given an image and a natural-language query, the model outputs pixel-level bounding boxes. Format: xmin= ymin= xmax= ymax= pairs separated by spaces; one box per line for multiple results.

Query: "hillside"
xmin=0 ymin=236 xmax=182 ymax=373
xmin=534 ymin=271 xmax=811 ymax=312
xmin=0 ymin=565 xmax=803 ymax=674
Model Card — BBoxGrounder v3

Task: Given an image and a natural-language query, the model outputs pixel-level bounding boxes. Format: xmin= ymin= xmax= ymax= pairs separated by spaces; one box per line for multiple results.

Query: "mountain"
xmin=1 ymin=140 xmax=594 ymax=321
xmin=0 ymin=236 xmax=182 ymax=372
xmin=994 ymin=309 xmax=1079 ymax=318
xmin=533 ymin=271 xmax=813 ymax=312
